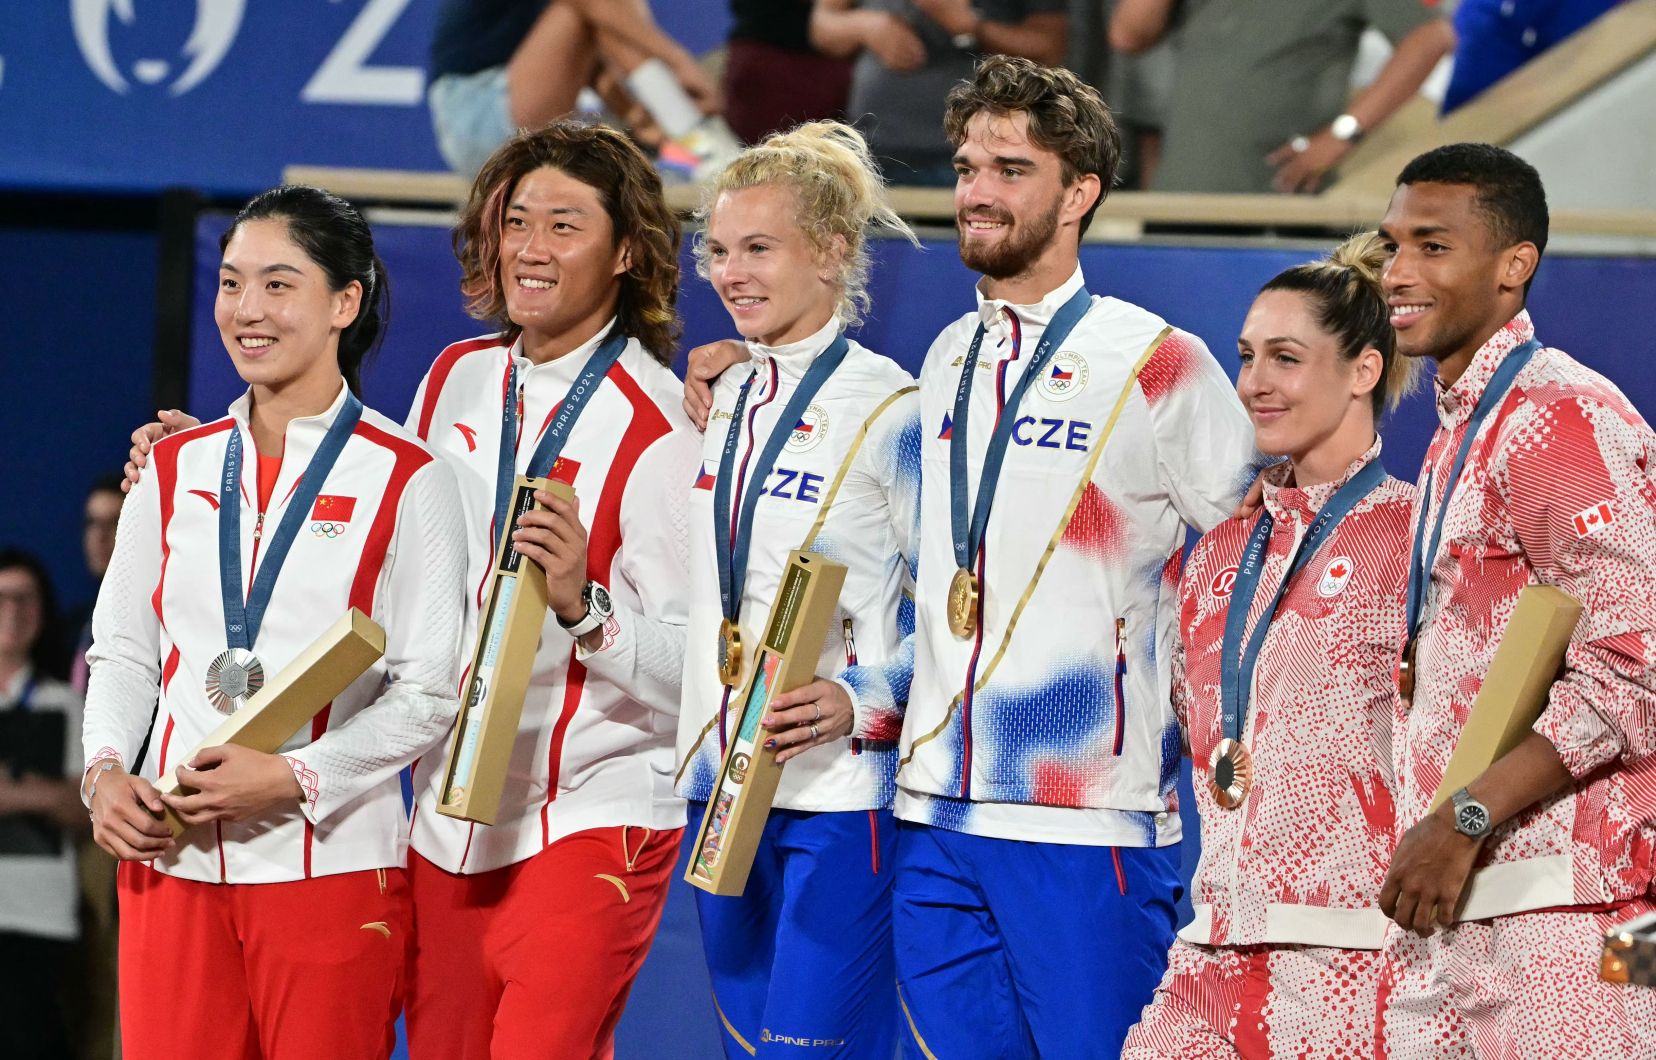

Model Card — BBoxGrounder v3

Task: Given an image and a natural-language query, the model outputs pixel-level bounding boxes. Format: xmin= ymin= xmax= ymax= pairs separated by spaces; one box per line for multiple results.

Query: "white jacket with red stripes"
xmin=84 ymin=384 xmax=467 ymax=884
xmin=404 ymin=325 xmax=700 ymax=875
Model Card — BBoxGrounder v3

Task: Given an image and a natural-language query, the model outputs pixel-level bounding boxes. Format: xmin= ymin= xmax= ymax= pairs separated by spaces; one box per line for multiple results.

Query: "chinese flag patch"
xmin=1571 ymin=501 xmax=1614 ymax=537
xmin=311 ymin=495 xmax=356 ymax=522
xmin=549 ymin=456 xmax=581 ymax=486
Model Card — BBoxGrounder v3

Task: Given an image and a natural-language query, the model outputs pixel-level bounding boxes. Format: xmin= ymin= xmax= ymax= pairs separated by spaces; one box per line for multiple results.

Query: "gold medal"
xmin=717 ymin=618 xmax=744 ymax=687
xmin=1208 ymin=738 xmax=1255 ymax=809
xmin=947 ymin=568 xmax=979 ymax=639
xmin=1397 ymin=638 xmax=1417 ymax=703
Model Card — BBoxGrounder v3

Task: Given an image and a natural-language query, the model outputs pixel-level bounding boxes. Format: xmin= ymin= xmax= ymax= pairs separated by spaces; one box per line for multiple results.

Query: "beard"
xmin=957 ymin=199 xmax=1061 ymax=280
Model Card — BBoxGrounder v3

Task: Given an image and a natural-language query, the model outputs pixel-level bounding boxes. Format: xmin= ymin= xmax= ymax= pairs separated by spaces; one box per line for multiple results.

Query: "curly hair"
xmin=943 ymin=55 xmax=1122 ymax=236
xmin=452 ymin=121 xmax=682 ymax=365
xmin=1262 ymin=232 xmax=1421 ymax=414
xmin=693 ymin=120 xmax=917 ymax=330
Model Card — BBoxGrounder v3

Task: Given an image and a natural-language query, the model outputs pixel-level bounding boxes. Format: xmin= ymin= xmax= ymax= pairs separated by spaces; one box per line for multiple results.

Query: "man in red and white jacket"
xmin=1377 ymin=145 xmax=1656 ymax=1057
xmin=400 ymin=125 xmax=701 ymax=1059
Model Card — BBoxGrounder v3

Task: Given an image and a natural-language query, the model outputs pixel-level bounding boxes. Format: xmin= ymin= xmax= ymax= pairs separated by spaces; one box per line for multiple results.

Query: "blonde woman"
xmin=676 ymin=121 xmax=920 ymax=1057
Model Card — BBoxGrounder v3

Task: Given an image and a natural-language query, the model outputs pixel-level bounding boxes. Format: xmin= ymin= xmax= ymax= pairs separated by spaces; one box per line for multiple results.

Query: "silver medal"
xmin=205 ymin=648 xmax=265 ymax=715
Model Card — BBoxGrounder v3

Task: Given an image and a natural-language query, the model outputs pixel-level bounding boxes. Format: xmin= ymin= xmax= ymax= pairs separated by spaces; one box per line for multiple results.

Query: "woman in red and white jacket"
xmin=1123 ymin=234 xmax=1419 ymax=1058
xmin=83 ymin=186 xmax=465 ymax=1060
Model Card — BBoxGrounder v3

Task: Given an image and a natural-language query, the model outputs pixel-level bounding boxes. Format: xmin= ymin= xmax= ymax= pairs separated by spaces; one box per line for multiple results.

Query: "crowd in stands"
xmin=428 ymin=0 xmax=1627 ymax=193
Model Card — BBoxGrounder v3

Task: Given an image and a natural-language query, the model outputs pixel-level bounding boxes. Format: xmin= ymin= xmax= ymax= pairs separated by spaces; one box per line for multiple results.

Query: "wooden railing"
xmin=281 ymin=164 xmax=1656 ymax=240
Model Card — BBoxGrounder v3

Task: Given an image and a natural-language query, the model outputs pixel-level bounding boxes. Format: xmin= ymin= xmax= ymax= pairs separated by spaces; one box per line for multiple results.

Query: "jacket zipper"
xmin=1112 ymin=617 xmax=1127 ymax=755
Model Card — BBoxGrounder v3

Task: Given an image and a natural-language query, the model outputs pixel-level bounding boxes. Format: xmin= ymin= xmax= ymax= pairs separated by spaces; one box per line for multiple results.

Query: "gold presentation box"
xmin=687 ymin=550 xmax=847 ymax=896
xmin=438 ymin=475 xmax=574 ymax=825
xmin=158 ymin=608 xmax=386 ymax=836
xmin=1429 ymin=583 xmax=1583 ymax=811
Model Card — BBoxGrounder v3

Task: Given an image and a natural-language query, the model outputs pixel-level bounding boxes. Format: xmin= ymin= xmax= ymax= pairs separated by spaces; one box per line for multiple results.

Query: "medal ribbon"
xmin=714 ymin=334 xmax=850 ymax=623
xmin=490 ymin=330 xmax=628 ymax=554
xmin=1403 ymin=338 xmax=1539 ymax=641
xmin=1220 ymin=457 xmax=1386 ymax=744
xmin=949 ymin=287 xmax=1091 ymax=571
xmin=219 ymin=390 xmax=364 ymax=651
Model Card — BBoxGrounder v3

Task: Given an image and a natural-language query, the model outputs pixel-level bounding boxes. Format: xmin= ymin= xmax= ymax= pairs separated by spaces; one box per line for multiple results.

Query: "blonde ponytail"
xmin=693 ymin=120 xmax=918 ymax=329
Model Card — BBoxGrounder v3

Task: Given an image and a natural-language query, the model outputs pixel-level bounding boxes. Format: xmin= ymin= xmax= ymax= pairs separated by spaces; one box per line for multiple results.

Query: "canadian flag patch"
xmin=1318 ymin=556 xmax=1355 ymax=597
xmin=1572 ymin=501 xmax=1614 ymax=537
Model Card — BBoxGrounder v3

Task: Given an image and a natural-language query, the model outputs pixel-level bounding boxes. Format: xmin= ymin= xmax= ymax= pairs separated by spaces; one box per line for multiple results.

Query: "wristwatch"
xmin=1449 ymin=787 xmax=1493 ymax=839
xmin=1330 ymin=113 xmax=1366 ymax=144
xmin=559 ymin=581 xmax=613 ymax=638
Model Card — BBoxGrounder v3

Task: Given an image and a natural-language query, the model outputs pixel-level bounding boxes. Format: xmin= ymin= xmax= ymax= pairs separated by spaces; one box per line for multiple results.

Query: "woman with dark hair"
xmin=0 ymin=549 xmax=87 ymax=1060
xmin=1123 ymin=233 xmax=1419 ymax=1057
xmin=83 ymin=185 xmax=466 ymax=1059
xmin=401 ymin=120 xmax=700 ymax=1059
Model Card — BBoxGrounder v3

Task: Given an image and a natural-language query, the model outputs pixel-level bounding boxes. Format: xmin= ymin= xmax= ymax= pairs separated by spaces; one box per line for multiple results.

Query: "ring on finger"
xmin=810 ymin=723 xmax=819 ymax=741
xmin=813 ymin=703 xmax=822 ymax=722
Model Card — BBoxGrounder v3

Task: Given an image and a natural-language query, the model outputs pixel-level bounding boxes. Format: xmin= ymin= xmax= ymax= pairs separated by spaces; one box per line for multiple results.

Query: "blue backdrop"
xmin=0 ymin=0 xmax=732 ymax=194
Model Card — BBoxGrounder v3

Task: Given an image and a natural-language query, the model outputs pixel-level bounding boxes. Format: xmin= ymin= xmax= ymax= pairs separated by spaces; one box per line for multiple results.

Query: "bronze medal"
xmin=717 ymin=618 xmax=744 ymax=687
xmin=204 ymin=647 xmax=265 ymax=715
xmin=1397 ymin=638 xmax=1417 ymax=703
xmin=1208 ymin=738 xmax=1254 ymax=809
xmin=947 ymin=567 xmax=979 ymax=639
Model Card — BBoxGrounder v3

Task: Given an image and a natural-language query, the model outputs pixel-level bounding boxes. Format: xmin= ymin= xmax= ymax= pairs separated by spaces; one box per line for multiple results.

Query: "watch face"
xmin=1457 ymin=803 xmax=1490 ymax=836
xmin=588 ymin=583 xmax=613 ymax=616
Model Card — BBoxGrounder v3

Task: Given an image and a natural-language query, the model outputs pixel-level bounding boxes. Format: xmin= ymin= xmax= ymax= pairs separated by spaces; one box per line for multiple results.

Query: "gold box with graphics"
xmin=438 ymin=475 xmax=574 ymax=825
xmin=1430 ymin=583 xmax=1583 ymax=811
xmin=687 ymin=550 xmax=847 ymax=896
xmin=158 ymin=608 xmax=386 ymax=836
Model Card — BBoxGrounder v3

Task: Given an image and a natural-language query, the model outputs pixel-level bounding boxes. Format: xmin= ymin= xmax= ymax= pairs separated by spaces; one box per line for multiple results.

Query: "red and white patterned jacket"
xmin=1399 ymin=311 xmax=1656 ymax=919
xmin=1177 ymin=441 xmax=1414 ymax=948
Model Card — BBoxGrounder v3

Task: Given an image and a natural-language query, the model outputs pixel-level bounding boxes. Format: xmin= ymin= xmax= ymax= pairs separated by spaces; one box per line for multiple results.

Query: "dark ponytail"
xmin=221 ymin=185 xmax=389 ymax=396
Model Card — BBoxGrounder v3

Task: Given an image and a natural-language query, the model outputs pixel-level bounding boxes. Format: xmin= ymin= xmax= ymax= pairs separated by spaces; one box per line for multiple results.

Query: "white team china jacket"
xmin=84 ymin=384 xmax=467 ymax=884
xmin=676 ymin=317 xmax=922 ymax=813
xmin=406 ymin=324 xmax=700 ymax=874
xmin=898 ymin=267 xmax=1262 ymax=847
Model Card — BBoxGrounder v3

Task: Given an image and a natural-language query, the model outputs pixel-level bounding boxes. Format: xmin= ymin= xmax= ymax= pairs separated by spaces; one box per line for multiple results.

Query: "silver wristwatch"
xmin=1330 ymin=112 xmax=1365 ymax=143
xmin=1449 ymin=787 xmax=1492 ymax=839
xmin=559 ymin=581 xmax=613 ymax=638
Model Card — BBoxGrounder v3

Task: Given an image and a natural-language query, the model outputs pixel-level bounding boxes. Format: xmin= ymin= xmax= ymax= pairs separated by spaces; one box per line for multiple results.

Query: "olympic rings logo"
xmin=311 ymin=521 xmax=348 ymax=539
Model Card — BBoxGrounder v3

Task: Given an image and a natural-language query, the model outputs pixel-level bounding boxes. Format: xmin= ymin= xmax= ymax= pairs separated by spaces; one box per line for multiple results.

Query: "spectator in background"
xmin=0 ymin=549 xmax=87 ymax=1060
xmin=1102 ymin=0 xmax=1174 ymax=188
xmin=812 ymin=0 xmax=1069 ymax=185
xmin=1442 ymin=0 xmax=1621 ymax=113
xmin=1112 ymin=0 xmax=1454 ymax=194
xmin=428 ymin=0 xmax=722 ymax=175
xmin=65 ymin=476 xmax=124 ymax=1060
xmin=68 ymin=474 xmax=123 ymax=696
xmin=724 ymin=0 xmax=855 ymax=145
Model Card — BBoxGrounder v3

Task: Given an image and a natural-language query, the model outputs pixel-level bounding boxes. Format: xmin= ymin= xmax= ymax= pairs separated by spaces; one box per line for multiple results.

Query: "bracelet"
xmin=84 ymin=759 xmax=118 ymax=813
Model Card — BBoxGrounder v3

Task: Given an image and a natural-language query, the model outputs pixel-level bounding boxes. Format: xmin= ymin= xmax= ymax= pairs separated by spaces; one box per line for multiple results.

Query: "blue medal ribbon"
xmin=1219 ymin=457 xmax=1387 ymax=744
xmin=1403 ymin=338 xmax=1540 ymax=641
xmin=490 ymin=330 xmax=628 ymax=554
xmin=949 ymin=287 xmax=1091 ymax=572
xmin=218 ymin=390 xmax=364 ymax=651
xmin=713 ymin=334 xmax=850 ymax=623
